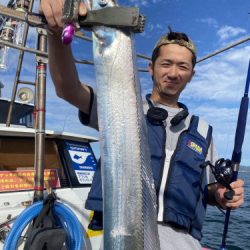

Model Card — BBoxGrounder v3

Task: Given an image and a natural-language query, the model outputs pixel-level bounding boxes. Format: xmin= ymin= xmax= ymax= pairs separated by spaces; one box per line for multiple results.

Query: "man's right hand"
xmin=39 ymin=0 xmax=88 ymax=32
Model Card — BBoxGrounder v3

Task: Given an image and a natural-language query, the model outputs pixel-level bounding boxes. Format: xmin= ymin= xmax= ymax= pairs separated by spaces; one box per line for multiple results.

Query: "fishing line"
xmin=223 ymin=64 xmax=243 ymax=159
xmin=62 ymin=106 xmax=71 ymax=132
xmin=246 ymin=12 xmax=250 ymax=34
xmin=62 ymin=114 xmax=68 ymax=132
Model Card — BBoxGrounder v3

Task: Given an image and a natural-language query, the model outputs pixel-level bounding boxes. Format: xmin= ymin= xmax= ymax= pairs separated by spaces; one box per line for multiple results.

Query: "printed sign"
xmin=65 ymin=140 xmax=97 ymax=184
xmin=68 ymin=150 xmax=92 ymax=165
xmin=0 ymin=169 xmax=60 ymax=192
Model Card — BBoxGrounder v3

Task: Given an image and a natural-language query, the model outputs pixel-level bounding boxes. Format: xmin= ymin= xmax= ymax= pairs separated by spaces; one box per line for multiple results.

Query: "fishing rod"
xmin=220 ymin=59 xmax=250 ymax=249
xmin=202 ymin=59 xmax=250 ymax=249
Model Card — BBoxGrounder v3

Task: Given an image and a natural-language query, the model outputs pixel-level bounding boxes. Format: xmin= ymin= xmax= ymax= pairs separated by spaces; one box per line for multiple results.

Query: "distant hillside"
xmin=240 ymin=165 xmax=250 ymax=168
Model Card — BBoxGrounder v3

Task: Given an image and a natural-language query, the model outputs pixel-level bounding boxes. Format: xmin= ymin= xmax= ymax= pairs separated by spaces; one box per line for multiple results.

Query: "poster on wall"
xmin=65 ymin=140 xmax=97 ymax=184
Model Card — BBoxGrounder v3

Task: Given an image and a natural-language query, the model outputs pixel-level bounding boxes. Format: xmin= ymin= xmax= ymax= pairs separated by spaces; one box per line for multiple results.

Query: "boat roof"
xmin=0 ymin=125 xmax=98 ymax=142
xmin=0 ymin=98 xmax=98 ymax=142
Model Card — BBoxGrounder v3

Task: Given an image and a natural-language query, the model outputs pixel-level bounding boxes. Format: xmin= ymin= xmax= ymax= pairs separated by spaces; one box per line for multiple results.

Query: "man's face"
xmin=149 ymin=44 xmax=195 ymax=106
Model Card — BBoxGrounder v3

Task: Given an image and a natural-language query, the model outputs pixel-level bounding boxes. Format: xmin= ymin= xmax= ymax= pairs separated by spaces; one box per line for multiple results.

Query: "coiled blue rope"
xmin=3 ymin=201 xmax=83 ymax=250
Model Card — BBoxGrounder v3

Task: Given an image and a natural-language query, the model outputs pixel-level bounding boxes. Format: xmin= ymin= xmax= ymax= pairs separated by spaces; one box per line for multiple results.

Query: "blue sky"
xmin=1 ymin=0 xmax=250 ymax=166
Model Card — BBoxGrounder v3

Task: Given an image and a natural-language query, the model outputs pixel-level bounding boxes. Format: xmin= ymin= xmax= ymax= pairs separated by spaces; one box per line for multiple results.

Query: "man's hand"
xmin=214 ymin=179 xmax=244 ymax=209
xmin=39 ymin=0 xmax=87 ymax=32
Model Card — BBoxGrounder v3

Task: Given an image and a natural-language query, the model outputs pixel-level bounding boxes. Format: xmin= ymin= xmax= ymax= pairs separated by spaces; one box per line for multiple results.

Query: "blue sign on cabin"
xmin=65 ymin=140 xmax=97 ymax=184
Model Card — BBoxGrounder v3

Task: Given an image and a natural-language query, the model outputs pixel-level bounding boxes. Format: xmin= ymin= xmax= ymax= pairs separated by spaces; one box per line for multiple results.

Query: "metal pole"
xmin=137 ymin=53 xmax=150 ymax=61
xmin=33 ymin=28 xmax=48 ymax=201
xmin=197 ymin=36 xmax=250 ymax=63
xmin=0 ymin=39 xmax=149 ymax=71
xmin=17 ymin=79 xmax=36 ymax=86
xmin=6 ymin=0 xmax=35 ymax=126
xmin=0 ymin=39 xmax=48 ymax=57
xmin=0 ymin=81 xmax=4 ymax=97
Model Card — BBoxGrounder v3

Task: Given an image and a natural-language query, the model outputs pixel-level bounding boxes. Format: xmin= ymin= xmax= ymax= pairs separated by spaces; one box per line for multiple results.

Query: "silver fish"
xmin=86 ymin=0 xmax=160 ymax=249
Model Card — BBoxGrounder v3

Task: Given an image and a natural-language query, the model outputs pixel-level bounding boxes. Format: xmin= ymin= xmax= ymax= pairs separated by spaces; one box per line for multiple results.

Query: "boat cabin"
xmin=0 ymin=98 xmax=102 ymax=249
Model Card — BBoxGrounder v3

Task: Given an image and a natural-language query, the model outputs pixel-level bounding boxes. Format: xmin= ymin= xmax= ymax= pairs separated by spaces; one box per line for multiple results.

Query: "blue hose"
xmin=3 ymin=201 xmax=83 ymax=250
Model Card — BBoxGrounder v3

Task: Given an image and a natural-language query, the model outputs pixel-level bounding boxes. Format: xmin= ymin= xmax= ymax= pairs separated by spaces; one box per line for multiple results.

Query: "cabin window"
xmin=19 ymin=113 xmax=33 ymax=127
xmin=0 ymin=137 xmax=66 ymax=192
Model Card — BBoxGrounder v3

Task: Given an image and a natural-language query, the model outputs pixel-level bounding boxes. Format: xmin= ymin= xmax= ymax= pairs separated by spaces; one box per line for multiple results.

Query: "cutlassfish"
xmin=64 ymin=0 xmax=160 ymax=249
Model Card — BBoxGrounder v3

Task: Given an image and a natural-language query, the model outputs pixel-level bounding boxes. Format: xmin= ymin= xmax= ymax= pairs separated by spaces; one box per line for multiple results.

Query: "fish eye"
xmin=98 ymin=0 xmax=108 ymax=7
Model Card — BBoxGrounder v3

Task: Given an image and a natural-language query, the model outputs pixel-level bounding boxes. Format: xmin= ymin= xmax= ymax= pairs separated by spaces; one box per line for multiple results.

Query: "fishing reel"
xmin=201 ymin=158 xmax=235 ymax=200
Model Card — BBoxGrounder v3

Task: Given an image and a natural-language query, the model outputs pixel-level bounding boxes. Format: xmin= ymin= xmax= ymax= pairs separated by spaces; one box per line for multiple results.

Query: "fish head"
xmin=85 ymin=0 xmax=125 ymax=57
xmin=84 ymin=0 xmax=117 ymax=10
xmin=85 ymin=0 xmax=131 ymax=58
xmin=93 ymin=27 xmax=119 ymax=57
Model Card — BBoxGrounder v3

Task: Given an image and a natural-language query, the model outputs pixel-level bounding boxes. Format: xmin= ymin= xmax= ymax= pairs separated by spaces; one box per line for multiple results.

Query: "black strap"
xmin=78 ymin=85 xmax=94 ymax=125
xmin=24 ymin=193 xmax=67 ymax=250
xmin=33 ymin=193 xmax=56 ymax=229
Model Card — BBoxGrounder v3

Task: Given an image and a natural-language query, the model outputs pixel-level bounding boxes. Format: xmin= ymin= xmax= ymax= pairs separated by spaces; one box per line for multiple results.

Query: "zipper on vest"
xmin=156 ymin=123 xmax=167 ymax=213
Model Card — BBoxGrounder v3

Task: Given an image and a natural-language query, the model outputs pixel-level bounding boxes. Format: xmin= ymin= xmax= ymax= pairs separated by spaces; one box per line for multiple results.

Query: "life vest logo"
xmin=187 ymin=140 xmax=203 ymax=154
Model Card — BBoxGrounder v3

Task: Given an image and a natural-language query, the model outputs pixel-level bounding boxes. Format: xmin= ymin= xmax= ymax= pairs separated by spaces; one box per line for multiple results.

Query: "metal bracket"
xmin=78 ymin=7 xmax=146 ymax=33
xmin=35 ymin=28 xmax=48 ymax=64
xmin=0 ymin=5 xmax=146 ymax=33
xmin=62 ymin=0 xmax=79 ymax=23
xmin=36 ymin=27 xmax=47 ymax=36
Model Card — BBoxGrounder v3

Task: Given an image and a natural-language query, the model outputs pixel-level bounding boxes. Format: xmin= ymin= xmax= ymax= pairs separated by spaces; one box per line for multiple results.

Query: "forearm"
xmin=206 ymin=182 xmax=219 ymax=206
xmin=47 ymin=32 xmax=79 ymax=96
xmin=47 ymin=32 xmax=91 ymax=113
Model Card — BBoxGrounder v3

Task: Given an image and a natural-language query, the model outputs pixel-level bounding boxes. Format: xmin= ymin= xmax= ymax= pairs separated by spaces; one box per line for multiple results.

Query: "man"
xmin=40 ymin=1 xmax=244 ymax=249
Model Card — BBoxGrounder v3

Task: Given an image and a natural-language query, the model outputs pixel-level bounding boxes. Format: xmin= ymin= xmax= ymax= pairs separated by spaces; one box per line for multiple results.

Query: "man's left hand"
xmin=214 ymin=179 xmax=244 ymax=209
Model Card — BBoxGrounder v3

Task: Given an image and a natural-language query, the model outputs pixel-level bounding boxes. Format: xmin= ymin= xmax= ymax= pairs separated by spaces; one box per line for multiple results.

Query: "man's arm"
xmin=40 ymin=0 xmax=91 ymax=114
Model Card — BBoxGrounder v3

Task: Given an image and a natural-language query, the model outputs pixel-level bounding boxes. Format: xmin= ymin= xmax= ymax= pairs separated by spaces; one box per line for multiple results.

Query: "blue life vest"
xmin=85 ymin=114 xmax=212 ymax=241
xmin=147 ymin=115 xmax=212 ymax=240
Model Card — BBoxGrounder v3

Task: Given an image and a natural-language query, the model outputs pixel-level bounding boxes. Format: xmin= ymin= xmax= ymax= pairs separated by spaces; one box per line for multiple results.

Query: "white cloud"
xmin=127 ymin=0 xmax=164 ymax=7
xmin=141 ymin=21 xmax=165 ymax=39
xmin=180 ymin=44 xmax=250 ymax=164
xmin=183 ymin=45 xmax=250 ymax=103
xmin=217 ymin=25 xmax=247 ymax=42
xmin=198 ymin=18 xmax=218 ymax=29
